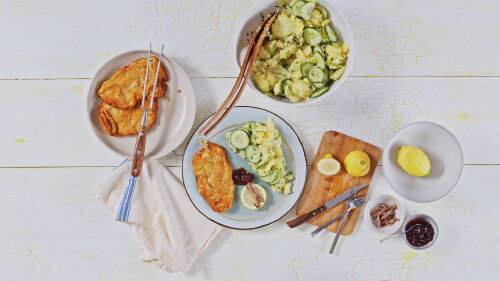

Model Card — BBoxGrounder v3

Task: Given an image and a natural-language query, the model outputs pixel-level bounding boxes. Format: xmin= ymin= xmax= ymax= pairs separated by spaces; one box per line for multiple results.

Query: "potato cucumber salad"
xmin=226 ymin=118 xmax=294 ymax=194
xmin=252 ymin=0 xmax=349 ymax=102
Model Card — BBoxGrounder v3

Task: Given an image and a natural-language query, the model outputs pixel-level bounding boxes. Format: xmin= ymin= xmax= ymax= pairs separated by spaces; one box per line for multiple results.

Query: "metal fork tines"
xmin=311 ymin=195 xmax=366 ymax=237
xmin=131 ymin=43 xmax=165 ymax=177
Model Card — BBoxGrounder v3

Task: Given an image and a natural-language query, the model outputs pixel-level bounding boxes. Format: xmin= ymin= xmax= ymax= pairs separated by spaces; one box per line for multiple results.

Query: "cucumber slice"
xmin=311 ymin=86 xmax=330 ymax=98
xmin=269 ymin=170 xmax=283 ymax=185
xmin=301 ymin=2 xmax=315 ymax=20
xmin=308 ymin=66 xmax=325 ymax=83
xmin=324 ymin=25 xmax=338 ymax=42
xmin=322 ymin=68 xmax=329 ymax=83
xmin=281 ymin=79 xmax=293 ymax=97
xmin=260 ymin=170 xmax=277 ymax=183
xmin=243 ymin=121 xmax=256 ymax=132
xmin=245 ymin=145 xmax=261 ymax=163
xmin=301 ymin=62 xmax=315 ymax=77
xmin=229 ymin=129 xmax=250 ymax=149
xmin=257 ymin=168 xmax=271 ymax=178
xmin=313 ymin=45 xmax=324 ymax=56
xmin=313 ymin=52 xmax=326 ymax=69
xmin=273 ymin=128 xmax=281 ymax=140
xmin=303 ymin=28 xmax=322 ymax=46
xmin=256 ymin=86 xmax=273 ymax=97
xmin=312 ymin=82 xmax=325 ymax=88
xmin=291 ymin=0 xmax=306 ymax=17
xmin=316 ymin=5 xmax=329 ymax=19
xmin=258 ymin=154 xmax=271 ymax=167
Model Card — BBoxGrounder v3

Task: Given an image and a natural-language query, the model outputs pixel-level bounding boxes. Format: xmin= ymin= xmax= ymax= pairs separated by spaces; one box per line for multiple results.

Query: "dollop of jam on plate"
xmin=405 ymin=219 xmax=434 ymax=247
xmin=232 ymin=168 xmax=254 ymax=185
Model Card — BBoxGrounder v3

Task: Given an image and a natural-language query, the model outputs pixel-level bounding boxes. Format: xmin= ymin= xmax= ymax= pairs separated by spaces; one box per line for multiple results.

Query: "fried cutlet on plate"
xmin=97 ymin=98 xmax=158 ymax=137
xmin=97 ymin=57 xmax=168 ymax=109
xmin=192 ymin=140 xmax=235 ymax=212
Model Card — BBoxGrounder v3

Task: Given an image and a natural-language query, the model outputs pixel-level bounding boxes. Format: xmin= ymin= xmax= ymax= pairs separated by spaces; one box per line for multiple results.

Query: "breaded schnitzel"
xmin=97 ymin=98 xmax=158 ymax=137
xmin=97 ymin=57 xmax=168 ymax=109
xmin=192 ymin=140 xmax=235 ymax=212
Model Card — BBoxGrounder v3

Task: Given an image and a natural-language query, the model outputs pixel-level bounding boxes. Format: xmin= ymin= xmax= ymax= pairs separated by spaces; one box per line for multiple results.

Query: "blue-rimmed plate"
xmin=182 ymin=106 xmax=307 ymax=229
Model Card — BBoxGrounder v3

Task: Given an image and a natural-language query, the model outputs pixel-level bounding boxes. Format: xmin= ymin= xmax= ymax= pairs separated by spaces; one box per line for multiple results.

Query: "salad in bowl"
xmin=234 ymin=0 xmax=354 ymax=103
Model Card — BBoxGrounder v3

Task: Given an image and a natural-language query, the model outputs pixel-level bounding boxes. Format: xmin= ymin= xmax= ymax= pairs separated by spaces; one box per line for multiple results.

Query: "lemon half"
xmin=397 ymin=146 xmax=431 ymax=177
xmin=344 ymin=150 xmax=371 ymax=177
xmin=317 ymin=154 xmax=341 ymax=176
xmin=241 ymin=184 xmax=267 ymax=210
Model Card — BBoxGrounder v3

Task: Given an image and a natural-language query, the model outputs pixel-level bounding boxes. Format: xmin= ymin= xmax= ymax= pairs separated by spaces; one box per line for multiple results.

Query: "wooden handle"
xmin=131 ymin=125 xmax=147 ymax=177
xmin=286 ymin=205 xmax=328 ymax=228
xmin=198 ymin=13 xmax=278 ymax=136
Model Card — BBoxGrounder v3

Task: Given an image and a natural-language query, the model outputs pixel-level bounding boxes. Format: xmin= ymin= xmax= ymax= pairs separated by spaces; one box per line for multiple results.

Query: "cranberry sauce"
xmin=232 ymin=168 xmax=254 ymax=185
xmin=405 ymin=219 xmax=434 ymax=247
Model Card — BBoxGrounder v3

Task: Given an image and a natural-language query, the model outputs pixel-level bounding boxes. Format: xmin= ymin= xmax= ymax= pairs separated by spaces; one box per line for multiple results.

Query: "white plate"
xmin=86 ymin=50 xmax=196 ymax=158
xmin=364 ymin=194 xmax=405 ymax=235
xmin=233 ymin=0 xmax=355 ymax=105
xmin=182 ymin=107 xmax=307 ymax=229
xmin=382 ymin=122 xmax=464 ymax=202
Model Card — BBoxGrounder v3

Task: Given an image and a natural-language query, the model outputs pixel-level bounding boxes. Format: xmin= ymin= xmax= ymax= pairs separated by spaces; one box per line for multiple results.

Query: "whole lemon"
xmin=397 ymin=146 xmax=431 ymax=177
xmin=344 ymin=151 xmax=371 ymax=177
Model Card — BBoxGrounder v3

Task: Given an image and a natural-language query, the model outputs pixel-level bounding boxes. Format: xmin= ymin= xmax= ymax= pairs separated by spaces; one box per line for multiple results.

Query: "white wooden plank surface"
xmin=1 ymin=77 xmax=499 ymax=167
xmin=1 ymin=0 xmax=499 ymax=279
xmin=0 ymin=0 xmax=498 ymax=79
xmin=0 ymin=166 xmax=498 ymax=280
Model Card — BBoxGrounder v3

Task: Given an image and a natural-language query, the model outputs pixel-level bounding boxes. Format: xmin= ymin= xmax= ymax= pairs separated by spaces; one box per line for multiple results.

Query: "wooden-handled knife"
xmin=286 ymin=184 xmax=367 ymax=228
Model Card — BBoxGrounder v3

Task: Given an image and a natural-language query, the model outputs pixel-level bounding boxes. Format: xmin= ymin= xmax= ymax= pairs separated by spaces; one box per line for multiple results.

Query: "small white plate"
xmin=232 ymin=0 xmax=355 ymax=105
xmin=382 ymin=122 xmax=464 ymax=202
xmin=182 ymin=106 xmax=307 ymax=229
xmin=86 ymin=50 xmax=196 ymax=158
xmin=364 ymin=194 xmax=405 ymax=235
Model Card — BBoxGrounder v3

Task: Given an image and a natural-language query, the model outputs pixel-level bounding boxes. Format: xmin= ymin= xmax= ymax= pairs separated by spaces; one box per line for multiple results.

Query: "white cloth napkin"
xmin=95 ymin=159 xmax=222 ymax=272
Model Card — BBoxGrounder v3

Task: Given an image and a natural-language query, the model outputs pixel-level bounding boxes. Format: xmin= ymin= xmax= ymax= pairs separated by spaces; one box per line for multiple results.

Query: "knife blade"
xmin=286 ymin=184 xmax=367 ymax=228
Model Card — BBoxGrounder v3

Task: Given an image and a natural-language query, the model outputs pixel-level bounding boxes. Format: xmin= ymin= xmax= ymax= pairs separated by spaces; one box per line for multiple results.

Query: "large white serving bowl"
xmin=382 ymin=122 xmax=464 ymax=203
xmin=232 ymin=0 xmax=355 ymax=105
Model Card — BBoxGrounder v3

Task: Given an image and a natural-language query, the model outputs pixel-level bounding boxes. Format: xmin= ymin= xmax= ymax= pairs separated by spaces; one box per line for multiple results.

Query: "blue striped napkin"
xmin=95 ymin=159 xmax=222 ymax=272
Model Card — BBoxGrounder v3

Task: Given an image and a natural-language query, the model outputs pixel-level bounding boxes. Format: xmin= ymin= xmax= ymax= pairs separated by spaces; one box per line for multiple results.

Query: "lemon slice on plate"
xmin=317 ymin=154 xmax=341 ymax=176
xmin=241 ymin=184 xmax=267 ymax=210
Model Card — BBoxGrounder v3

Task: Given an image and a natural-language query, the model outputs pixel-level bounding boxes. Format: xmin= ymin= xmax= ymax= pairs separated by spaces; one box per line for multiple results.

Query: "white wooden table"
xmin=1 ymin=0 xmax=499 ymax=280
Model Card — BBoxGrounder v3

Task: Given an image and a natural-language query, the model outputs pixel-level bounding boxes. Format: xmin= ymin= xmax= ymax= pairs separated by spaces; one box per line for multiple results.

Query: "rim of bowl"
xmin=382 ymin=121 xmax=464 ymax=203
xmin=232 ymin=0 xmax=356 ymax=105
xmin=402 ymin=213 xmax=439 ymax=250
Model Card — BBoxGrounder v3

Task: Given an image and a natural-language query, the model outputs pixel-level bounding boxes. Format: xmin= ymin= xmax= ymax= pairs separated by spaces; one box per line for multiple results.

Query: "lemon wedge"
xmin=241 ymin=184 xmax=267 ymax=210
xmin=397 ymin=146 xmax=431 ymax=177
xmin=317 ymin=154 xmax=341 ymax=176
xmin=344 ymin=150 xmax=371 ymax=177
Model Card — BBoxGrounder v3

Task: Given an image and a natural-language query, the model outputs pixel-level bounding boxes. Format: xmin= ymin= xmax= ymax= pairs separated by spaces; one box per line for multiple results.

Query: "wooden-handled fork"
xmin=131 ymin=44 xmax=165 ymax=177
xmin=198 ymin=12 xmax=278 ymax=136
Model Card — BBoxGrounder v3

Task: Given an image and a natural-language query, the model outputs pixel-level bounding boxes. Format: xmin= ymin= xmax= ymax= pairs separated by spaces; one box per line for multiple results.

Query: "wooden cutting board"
xmin=296 ymin=131 xmax=380 ymax=235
